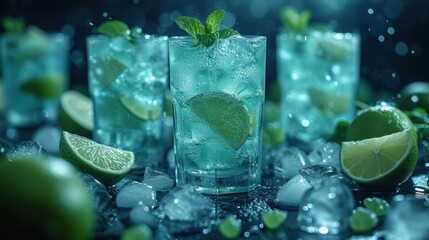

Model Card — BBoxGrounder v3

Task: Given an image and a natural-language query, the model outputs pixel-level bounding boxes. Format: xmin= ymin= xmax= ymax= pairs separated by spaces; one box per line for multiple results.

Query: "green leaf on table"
xmin=175 ymin=9 xmax=240 ymax=47
xmin=98 ymin=20 xmax=130 ymax=37
xmin=2 ymin=17 xmax=25 ymax=34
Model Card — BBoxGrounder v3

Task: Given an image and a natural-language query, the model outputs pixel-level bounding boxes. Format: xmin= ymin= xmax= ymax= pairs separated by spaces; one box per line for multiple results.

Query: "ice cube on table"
xmin=275 ymin=174 xmax=312 ymax=209
xmin=80 ymin=173 xmax=110 ymax=211
xmin=129 ymin=204 xmax=158 ymax=227
xmin=116 ymin=182 xmax=157 ymax=208
xmin=142 ymin=167 xmax=174 ymax=192
xmin=273 ymin=146 xmax=310 ymax=179
xmin=6 ymin=140 xmax=47 ymax=161
xmin=307 ymin=141 xmax=341 ymax=170
xmin=32 ymin=124 xmax=61 ymax=155
xmin=159 ymin=185 xmax=213 ymax=222
xmin=297 ymin=177 xmax=355 ymax=235
xmin=384 ymin=195 xmax=429 ymax=240
xmin=299 ymin=164 xmax=338 ymax=187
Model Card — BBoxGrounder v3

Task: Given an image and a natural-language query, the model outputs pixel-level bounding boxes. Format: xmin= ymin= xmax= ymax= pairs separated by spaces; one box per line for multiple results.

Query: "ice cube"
xmin=384 ymin=195 xmax=429 ymax=240
xmin=296 ymin=177 xmax=355 ymax=234
xmin=116 ymin=182 xmax=157 ymax=208
xmin=308 ymin=141 xmax=341 ymax=170
xmin=142 ymin=167 xmax=174 ymax=192
xmin=32 ymin=124 xmax=62 ymax=155
xmin=159 ymin=185 xmax=213 ymax=222
xmin=273 ymin=146 xmax=310 ymax=179
xmin=299 ymin=165 xmax=338 ymax=187
xmin=129 ymin=204 xmax=158 ymax=227
xmin=275 ymin=174 xmax=313 ymax=209
xmin=6 ymin=141 xmax=48 ymax=161
xmin=80 ymin=173 xmax=110 ymax=211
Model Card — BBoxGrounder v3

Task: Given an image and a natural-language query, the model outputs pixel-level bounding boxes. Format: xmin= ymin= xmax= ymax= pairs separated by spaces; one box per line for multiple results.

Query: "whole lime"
xmin=397 ymin=81 xmax=429 ymax=112
xmin=0 ymin=157 xmax=96 ymax=240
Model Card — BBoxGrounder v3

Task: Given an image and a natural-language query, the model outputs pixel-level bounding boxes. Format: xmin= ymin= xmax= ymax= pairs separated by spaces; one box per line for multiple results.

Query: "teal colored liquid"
xmin=277 ymin=31 xmax=360 ymax=148
xmin=169 ymin=36 xmax=266 ymax=194
xmin=1 ymin=33 xmax=69 ymax=127
xmin=87 ymin=35 xmax=168 ymax=168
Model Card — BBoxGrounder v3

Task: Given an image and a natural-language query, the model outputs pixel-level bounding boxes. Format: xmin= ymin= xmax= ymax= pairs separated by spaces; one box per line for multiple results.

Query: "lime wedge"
xmin=20 ymin=73 xmax=65 ymax=99
xmin=318 ymin=38 xmax=353 ymax=62
xmin=92 ymin=56 xmax=127 ymax=88
xmin=120 ymin=96 xmax=162 ymax=120
xmin=340 ymin=129 xmax=416 ymax=189
xmin=59 ymin=131 xmax=134 ymax=185
xmin=261 ymin=210 xmax=288 ymax=230
xmin=59 ymin=90 xmax=93 ymax=138
xmin=308 ymin=87 xmax=352 ymax=114
xmin=187 ymin=92 xmax=250 ymax=150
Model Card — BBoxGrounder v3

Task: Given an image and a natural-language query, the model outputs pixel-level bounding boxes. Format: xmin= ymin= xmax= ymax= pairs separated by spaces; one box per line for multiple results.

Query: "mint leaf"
xmin=175 ymin=9 xmax=240 ymax=47
xmin=175 ymin=16 xmax=204 ymax=39
xmin=205 ymin=9 xmax=224 ymax=34
xmin=98 ymin=20 xmax=129 ymax=37
xmin=196 ymin=33 xmax=218 ymax=47
xmin=2 ymin=17 xmax=25 ymax=34
xmin=218 ymin=29 xmax=239 ymax=39
xmin=280 ymin=7 xmax=311 ymax=33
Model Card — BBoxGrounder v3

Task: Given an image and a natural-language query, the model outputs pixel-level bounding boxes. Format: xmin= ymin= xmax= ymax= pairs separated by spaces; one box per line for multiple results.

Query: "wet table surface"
xmin=1 ymin=123 xmax=428 ymax=240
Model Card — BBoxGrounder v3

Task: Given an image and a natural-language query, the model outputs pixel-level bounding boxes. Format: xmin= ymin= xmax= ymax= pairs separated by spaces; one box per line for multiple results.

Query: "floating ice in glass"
xmin=297 ymin=177 xmax=354 ymax=234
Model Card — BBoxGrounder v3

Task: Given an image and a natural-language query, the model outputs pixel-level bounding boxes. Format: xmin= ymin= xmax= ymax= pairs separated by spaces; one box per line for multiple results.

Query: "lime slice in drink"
xmin=20 ymin=73 xmax=65 ymax=99
xmin=308 ymin=87 xmax=352 ymax=114
xmin=59 ymin=90 xmax=93 ymax=138
xmin=92 ymin=56 xmax=127 ymax=88
xmin=317 ymin=37 xmax=353 ymax=62
xmin=341 ymin=129 xmax=416 ymax=189
xmin=187 ymin=92 xmax=251 ymax=150
xmin=59 ymin=131 xmax=134 ymax=185
xmin=120 ymin=96 xmax=162 ymax=120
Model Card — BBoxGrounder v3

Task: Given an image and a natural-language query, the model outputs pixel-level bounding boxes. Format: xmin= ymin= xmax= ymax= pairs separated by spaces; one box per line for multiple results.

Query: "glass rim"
xmin=169 ymin=35 xmax=266 ymax=42
xmin=87 ymin=33 xmax=168 ymax=41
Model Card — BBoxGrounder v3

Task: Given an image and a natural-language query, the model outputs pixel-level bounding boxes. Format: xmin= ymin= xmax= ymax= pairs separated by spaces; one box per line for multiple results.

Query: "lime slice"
xmin=120 ymin=96 xmax=162 ymax=120
xmin=59 ymin=131 xmax=134 ymax=185
xmin=363 ymin=197 xmax=389 ymax=217
xmin=92 ymin=56 xmax=127 ymax=88
xmin=308 ymin=87 xmax=352 ymax=114
xmin=20 ymin=73 xmax=65 ymax=99
xmin=318 ymin=38 xmax=353 ymax=62
xmin=59 ymin=90 xmax=93 ymax=138
xmin=187 ymin=92 xmax=250 ymax=150
xmin=340 ymin=129 xmax=416 ymax=189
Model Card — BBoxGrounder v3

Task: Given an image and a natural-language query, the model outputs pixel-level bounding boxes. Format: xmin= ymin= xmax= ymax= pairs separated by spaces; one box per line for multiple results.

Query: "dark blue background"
xmin=1 ymin=0 xmax=428 ymax=95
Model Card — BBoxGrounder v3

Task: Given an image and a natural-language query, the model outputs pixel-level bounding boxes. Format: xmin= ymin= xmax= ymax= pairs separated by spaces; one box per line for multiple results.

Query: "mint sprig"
xmin=97 ymin=20 xmax=141 ymax=43
xmin=280 ymin=7 xmax=311 ymax=34
xmin=175 ymin=9 xmax=239 ymax=47
xmin=2 ymin=17 xmax=25 ymax=34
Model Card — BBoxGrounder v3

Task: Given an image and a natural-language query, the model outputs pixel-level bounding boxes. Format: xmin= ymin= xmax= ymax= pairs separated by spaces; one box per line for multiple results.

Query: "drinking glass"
xmin=169 ymin=35 xmax=266 ymax=194
xmin=1 ymin=29 xmax=70 ymax=128
xmin=277 ymin=30 xmax=360 ymax=149
xmin=87 ymin=34 xmax=168 ymax=169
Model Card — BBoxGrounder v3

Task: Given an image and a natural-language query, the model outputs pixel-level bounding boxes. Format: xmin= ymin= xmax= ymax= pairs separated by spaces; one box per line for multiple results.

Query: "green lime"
xmin=121 ymin=224 xmax=152 ymax=240
xmin=20 ymin=73 xmax=65 ymax=99
xmin=261 ymin=210 xmax=288 ymax=230
xmin=263 ymin=122 xmax=285 ymax=147
xmin=363 ymin=197 xmax=389 ymax=217
xmin=164 ymin=89 xmax=173 ymax=117
xmin=397 ymin=81 xmax=429 ymax=113
xmin=219 ymin=215 xmax=242 ymax=239
xmin=308 ymin=87 xmax=352 ymax=114
xmin=266 ymin=80 xmax=281 ymax=103
xmin=187 ymin=92 xmax=251 ymax=150
xmin=341 ymin=129 xmax=416 ymax=189
xmin=317 ymin=37 xmax=353 ymax=62
xmin=120 ymin=96 xmax=162 ymax=120
xmin=92 ymin=56 xmax=127 ymax=87
xmin=264 ymin=101 xmax=281 ymax=122
xmin=59 ymin=131 xmax=135 ymax=185
xmin=0 ymin=157 xmax=95 ymax=240
xmin=59 ymin=90 xmax=93 ymax=138
xmin=349 ymin=207 xmax=378 ymax=233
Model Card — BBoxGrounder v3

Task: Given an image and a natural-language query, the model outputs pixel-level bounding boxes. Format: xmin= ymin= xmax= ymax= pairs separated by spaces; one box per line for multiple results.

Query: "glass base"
xmin=176 ymin=168 xmax=261 ymax=195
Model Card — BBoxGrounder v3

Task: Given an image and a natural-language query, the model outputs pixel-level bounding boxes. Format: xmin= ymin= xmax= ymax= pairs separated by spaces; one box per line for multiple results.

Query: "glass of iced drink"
xmin=169 ymin=10 xmax=266 ymax=194
xmin=1 ymin=26 xmax=70 ymax=128
xmin=86 ymin=22 xmax=168 ymax=169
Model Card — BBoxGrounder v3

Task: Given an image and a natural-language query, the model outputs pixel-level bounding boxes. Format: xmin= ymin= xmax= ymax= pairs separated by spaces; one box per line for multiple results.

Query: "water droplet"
xmin=395 ymin=42 xmax=408 ymax=56
xmin=411 ymin=95 xmax=419 ymax=103
xmin=102 ymin=12 xmax=108 ymax=17
xmin=387 ymin=27 xmax=395 ymax=35
xmin=368 ymin=8 xmax=374 ymax=15
xmin=378 ymin=35 xmax=385 ymax=42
